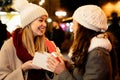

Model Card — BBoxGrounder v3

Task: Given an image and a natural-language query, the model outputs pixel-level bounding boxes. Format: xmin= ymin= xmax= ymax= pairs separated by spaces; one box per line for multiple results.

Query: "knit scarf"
xmin=88 ymin=35 xmax=112 ymax=52
xmin=12 ymin=28 xmax=56 ymax=80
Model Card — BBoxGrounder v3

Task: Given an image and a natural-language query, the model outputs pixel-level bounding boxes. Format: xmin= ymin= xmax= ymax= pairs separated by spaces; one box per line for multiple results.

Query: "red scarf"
xmin=12 ymin=28 xmax=56 ymax=80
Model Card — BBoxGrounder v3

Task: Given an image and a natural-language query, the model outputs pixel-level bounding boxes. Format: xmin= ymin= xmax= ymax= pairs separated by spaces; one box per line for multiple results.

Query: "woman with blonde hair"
xmin=0 ymin=0 xmax=58 ymax=80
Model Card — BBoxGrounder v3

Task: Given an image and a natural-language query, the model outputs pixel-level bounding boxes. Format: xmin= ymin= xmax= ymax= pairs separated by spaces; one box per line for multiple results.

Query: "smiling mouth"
xmin=38 ymin=26 xmax=45 ymax=30
xmin=38 ymin=26 xmax=46 ymax=33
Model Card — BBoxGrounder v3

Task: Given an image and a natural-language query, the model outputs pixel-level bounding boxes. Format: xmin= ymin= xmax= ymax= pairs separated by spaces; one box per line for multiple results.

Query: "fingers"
xmin=47 ymin=55 xmax=60 ymax=72
xmin=51 ymin=52 xmax=61 ymax=62
xmin=22 ymin=60 xmax=42 ymax=72
xmin=47 ymin=53 xmax=66 ymax=74
xmin=32 ymin=64 xmax=42 ymax=69
xmin=47 ymin=62 xmax=56 ymax=72
xmin=48 ymin=55 xmax=59 ymax=65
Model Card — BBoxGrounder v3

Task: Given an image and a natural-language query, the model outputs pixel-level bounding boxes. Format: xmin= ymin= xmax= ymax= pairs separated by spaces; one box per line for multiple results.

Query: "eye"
xmin=39 ymin=19 xmax=43 ymax=22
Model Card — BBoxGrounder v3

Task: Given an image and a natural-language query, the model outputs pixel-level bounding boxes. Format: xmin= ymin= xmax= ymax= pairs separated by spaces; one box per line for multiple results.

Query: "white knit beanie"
xmin=72 ymin=5 xmax=108 ymax=32
xmin=12 ymin=0 xmax=48 ymax=28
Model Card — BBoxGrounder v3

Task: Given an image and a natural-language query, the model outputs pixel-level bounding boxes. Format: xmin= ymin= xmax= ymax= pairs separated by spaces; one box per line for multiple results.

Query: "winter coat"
xmin=55 ymin=47 xmax=112 ymax=80
xmin=0 ymin=38 xmax=25 ymax=80
xmin=54 ymin=36 xmax=114 ymax=80
xmin=0 ymin=38 xmax=54 ymax=80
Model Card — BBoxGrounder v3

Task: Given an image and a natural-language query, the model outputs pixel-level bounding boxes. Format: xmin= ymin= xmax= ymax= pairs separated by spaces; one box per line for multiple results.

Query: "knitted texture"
xmin=20 ymin=3 xmax=48 ymax=27
xmin=72 ymin=5 xmax=108 ymax=32
xmin=12 ymin=0 xmax=48 ymax=27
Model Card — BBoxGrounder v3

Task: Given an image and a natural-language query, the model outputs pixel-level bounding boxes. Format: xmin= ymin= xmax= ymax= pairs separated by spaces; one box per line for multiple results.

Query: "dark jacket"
xmin=55 ymin=47 xmax=113 ymax=80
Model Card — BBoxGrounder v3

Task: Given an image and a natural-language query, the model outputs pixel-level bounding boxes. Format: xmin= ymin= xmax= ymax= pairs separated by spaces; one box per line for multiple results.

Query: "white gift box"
xmin=32 ymin=52 xmax=53 ymax=72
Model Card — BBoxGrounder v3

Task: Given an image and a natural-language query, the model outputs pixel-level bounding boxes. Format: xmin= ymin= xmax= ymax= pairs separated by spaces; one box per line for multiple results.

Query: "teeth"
xmin=41 ymin=27 xmax=44 ymax=29
xmin=38 ymin=27 xmax=45 ymax=32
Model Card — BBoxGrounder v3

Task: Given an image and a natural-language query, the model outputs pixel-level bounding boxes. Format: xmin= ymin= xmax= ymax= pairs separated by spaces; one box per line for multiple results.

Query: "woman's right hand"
xmin=21 ymin=60 xmax=41 ymax=72
xmin=47 ymin=54 xmax=66 ymax=74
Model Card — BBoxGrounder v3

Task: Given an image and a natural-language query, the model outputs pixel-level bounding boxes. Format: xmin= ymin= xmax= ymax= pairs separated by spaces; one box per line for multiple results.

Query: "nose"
xmin=42 ymin=21 xmax=47 ymax=27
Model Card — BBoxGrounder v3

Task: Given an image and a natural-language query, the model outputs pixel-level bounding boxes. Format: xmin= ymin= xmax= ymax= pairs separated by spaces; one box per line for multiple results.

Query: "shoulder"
xmin=88 ymin=47 xmax=110 ymax=57
xmin=0 ymin=38 xmax=16 ymax=55
xmin=84 ymin=47 xmax=112 ymax=80
xmin=87 ymin=47 xmax=111 ymax=67
xmin=1 ymin=38 xmax=14 ymax=49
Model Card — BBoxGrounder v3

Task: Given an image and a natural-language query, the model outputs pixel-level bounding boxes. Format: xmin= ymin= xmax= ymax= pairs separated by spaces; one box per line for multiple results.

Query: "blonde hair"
xmin=22 ymin=25 xmax=46 ymax=56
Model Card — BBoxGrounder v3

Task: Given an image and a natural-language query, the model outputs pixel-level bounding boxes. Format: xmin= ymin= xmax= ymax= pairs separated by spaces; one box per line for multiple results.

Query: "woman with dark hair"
xmin=47 ymin=5 xmax=119 ymax=80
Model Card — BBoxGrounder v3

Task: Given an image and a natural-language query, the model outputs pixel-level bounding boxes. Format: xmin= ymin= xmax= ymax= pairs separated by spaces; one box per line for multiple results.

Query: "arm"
xmin=56 ymin=69 xmax=76 ymax=80
xmin=0 ymin=38 xmax=24 ymax=80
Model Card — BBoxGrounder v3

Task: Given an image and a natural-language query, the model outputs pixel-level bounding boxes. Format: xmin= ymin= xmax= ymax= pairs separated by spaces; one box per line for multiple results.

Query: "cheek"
xmin=75 ymin=26 xmax=78 ymax=32
xmin=31 ymin=22 xmax=37 ymax=29
xmin=30 ymin=25 xmax=39 ymax=35
xmin=72 ymin=25 xmax=77 ymax=33
xmin=31 ymin=26 xmax=38 ymax=34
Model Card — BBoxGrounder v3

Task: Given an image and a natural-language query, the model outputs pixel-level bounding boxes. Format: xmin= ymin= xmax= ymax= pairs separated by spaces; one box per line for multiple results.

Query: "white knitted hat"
xmin=12 ymin=0 xmax=48 ymax=27
xmin=72 ymin=5 xmax=108 ymax=32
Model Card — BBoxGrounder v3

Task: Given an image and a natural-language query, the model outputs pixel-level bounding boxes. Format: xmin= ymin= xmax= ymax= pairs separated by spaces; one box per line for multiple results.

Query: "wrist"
xmin=21 ymin=65 xmax=27 ymax=72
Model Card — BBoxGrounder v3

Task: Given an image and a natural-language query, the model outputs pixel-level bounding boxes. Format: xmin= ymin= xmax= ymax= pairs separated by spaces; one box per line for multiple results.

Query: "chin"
xmin=38 ymin=33 xmax=45 ymax=36
xmin=38 ymin=34 xmax=43 ymax=36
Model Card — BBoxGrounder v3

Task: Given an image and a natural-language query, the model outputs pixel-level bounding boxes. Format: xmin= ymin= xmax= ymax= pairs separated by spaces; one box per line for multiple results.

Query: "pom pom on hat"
xmin=72 ymin=5 xmax=108 ymax=32
xmin=12 ymin=0 xmax=48 ymax=27
xmin=12 ymin=0 xmax=29 ymax=11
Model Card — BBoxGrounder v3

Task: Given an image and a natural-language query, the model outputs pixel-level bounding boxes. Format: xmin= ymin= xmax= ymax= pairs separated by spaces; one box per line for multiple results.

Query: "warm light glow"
xmin=39 ymin=0 xmax=45 ymax=5
xmin=0 ymin=12 xmax=20 ymax=33
xmin=47 ymin=17 xmax=52 ymax=23
xmin=115 ymin=1 xmax=120 ymax=16
xmin=102 ymin=1 xmax=120 ymax=18
xmin=0 ymin=12 xmax=7 ymax=15
xmin=102 ymin=2 xmax=114 ymax=17
xmin=6 ymin=15 xmax=20 ymax=33
xmin=55 ymin=11 xmax=67 ymax=18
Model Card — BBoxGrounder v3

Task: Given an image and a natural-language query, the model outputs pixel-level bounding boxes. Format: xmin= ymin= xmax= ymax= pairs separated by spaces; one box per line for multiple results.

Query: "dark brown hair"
xmin=70 ymin=24 xmax=118 ymax=78
xmin=71 ymin=24 xmax=100 ymax=68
